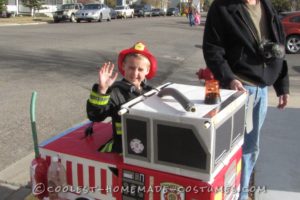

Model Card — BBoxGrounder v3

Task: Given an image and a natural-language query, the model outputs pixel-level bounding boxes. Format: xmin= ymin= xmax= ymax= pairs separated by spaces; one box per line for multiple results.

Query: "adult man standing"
xmin=202 ymin=0 xmax=289 ymax=200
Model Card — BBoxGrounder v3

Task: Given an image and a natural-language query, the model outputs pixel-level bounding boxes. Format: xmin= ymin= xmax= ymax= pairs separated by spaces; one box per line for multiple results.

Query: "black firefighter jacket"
xmin=203 ymin=0 xmax=289 ymax=96
xmin=86 ymin=79 xmax=153 ymax=153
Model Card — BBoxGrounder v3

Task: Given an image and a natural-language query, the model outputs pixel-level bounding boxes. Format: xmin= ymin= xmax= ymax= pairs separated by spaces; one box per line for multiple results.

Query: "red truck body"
xmin=40 ymin=122 xmax=242 ymax=200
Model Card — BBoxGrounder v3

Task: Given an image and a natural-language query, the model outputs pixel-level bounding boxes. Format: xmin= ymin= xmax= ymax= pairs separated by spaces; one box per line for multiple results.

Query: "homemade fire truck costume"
xmin=37 ymin=82 xmax=248 ymax=200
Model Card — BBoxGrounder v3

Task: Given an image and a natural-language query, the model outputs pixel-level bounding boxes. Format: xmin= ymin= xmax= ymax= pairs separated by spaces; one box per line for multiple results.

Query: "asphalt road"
xmin=0 ymin=16 xmax=299 ymax=174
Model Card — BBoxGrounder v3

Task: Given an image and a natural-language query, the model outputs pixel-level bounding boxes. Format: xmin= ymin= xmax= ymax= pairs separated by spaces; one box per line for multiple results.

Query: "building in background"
xmin=5 ymin=0 xmax=105 ymax=16
xmin=5 ymin=0 xmax=196 ymax=16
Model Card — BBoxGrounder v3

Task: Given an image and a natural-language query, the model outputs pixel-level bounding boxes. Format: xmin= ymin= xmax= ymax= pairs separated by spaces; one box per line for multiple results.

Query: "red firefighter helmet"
xmin=118 ymin=42 xmax=157 ymax=80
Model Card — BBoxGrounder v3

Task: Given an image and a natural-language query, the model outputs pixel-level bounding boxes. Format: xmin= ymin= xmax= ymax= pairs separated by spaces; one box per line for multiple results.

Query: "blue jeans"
xmin=239 ymin=86 xmax=268 ymax=200
xmin=188 ymin=13 xmax=194 ymax=26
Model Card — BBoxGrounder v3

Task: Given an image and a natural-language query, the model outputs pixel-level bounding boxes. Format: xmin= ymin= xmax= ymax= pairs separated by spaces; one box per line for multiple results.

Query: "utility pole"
xmin=179 ymin=0 xmax=181 ymax=13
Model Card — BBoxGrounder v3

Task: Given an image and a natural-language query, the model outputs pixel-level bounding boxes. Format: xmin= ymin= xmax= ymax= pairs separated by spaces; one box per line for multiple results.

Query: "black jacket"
xmin=203 ymin=0 xmax=289 ymax=96
xmin=86 ymin=79 xmax=153 ymax=153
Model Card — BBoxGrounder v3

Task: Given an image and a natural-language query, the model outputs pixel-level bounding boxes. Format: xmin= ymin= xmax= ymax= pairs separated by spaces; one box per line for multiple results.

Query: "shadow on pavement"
xmin=292 ymin=66 xmax=300 ymax=73
xmin=195 ymin=44 xmax=203 ymax=49
xmin=0 ymin=184 xmax=31 ymax=200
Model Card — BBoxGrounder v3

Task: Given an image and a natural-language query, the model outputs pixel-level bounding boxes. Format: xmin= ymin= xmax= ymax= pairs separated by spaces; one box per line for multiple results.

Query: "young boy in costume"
xmin=86 ymin=42 xmax=157 ymax=153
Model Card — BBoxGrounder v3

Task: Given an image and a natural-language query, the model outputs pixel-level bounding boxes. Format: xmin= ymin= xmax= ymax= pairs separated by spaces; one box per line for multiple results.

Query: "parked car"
xmin=151 ymin=8 xmax=166 ymax=17
xmin=75 ymin=3 xmax=111 ymax=23
xmin=159 ymin=8 xmax=167 ymax=16
xmin=1 ymin=10 xmax=16 ymax=18
xmin=280 ymin=11 xmax=300 ymax=54
xmin=167 ymin=7 xmax=180 ymax=16
xmin=109 ymin=8 xmax=117 ymax=19
xmin=114 ymin=5 xmax=134 ymax=18
xmin=151 ymin=8 xmax=161 ymax=16
xmin=53 ymin=3 xmax=83 ymax=23
xmin=134 ymin=4 xmax=152 ymax=17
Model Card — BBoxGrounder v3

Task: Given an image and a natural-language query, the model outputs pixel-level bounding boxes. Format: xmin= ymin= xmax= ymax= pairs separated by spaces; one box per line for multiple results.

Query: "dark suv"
xmin=167 ymin=7 xmax=179 ymax=16
xmin=133 ymin=4 xmax=152 ymax=17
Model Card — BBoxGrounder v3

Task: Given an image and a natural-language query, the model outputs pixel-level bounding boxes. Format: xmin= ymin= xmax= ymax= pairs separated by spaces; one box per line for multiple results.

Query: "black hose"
xmin=157 ymin=88 xmax=196 ymax=112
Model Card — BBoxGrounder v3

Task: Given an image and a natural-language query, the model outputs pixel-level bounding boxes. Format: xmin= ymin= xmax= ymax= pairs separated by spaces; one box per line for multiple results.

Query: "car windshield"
xmin=168 ymin=8 xmax=176 ymax=11
xmin=84 ymin=4 xmax=101 ymax=10
xmin=280 ymin=11 xmax=300 ymax=19
xmin=152 ymin=9 xmax=160 ymax=11
xmin=115 ymin=6 xmax=124 ymax=9
xmin=61 ymin=4 xmax=75 ymax=10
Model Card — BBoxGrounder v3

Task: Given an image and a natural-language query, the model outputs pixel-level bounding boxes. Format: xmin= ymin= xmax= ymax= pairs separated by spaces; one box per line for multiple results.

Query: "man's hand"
xmin=277 ymin=94 xmax=289 ymax=109
xmin=230 ymin=79 xmax=247 ymax=92
xmin=98 ymin=62 xmax=118 ymax=94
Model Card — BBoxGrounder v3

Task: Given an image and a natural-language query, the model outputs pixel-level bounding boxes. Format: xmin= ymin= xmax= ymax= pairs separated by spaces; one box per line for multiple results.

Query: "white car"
xmin=53 ymin=3 xmax=83 ymax=23
xmin=114 ymin=5 xmax=134 ymax=18
xmin=75 ymin=3 xmax=111 ymax=23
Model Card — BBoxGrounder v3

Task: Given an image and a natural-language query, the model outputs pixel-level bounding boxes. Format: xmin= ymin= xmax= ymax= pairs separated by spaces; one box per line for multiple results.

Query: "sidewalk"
xmin=255 ymin=107 xmax=300 ymax=200
xmin=0 ymin=153 xmax=33 ymax=200
xmin=0 ymin=183 xmax=31 ymax=200
xmin=0 ymin=16 xmax=51 ymax=27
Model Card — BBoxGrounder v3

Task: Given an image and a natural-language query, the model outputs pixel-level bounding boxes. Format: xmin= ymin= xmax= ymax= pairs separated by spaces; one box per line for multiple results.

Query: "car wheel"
xmin=98 ymin=13 xmax=103 ymax=22
xmin=286 ymin=35 xmax=300 ymax=54
xmin=70 ymin=14 xmax=76 ymax=22
xmin=54 ymin=19 xmax=59 ymax=23
xmin=76 ymin=19 xmax=81 ymax=23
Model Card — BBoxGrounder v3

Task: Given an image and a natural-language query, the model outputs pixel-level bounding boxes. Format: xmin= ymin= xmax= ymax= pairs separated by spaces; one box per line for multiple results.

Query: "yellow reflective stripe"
xmin=214 ymin=191 xmax=222 ymax=200
xmin=107 ymin=142 xmax=113 ymax=152
xmin=89 ymin=98 xmax=109 ymax=106
xmin=115 ymin=122 xmax=123 ymax=135
xmin=100 ymin=145 xmax=107 ymax=152
xmin=89 ymin=91 xmax=110 ymax=106
xmin=100 ymin=141 xmax=114 ymax=152
xmin=236 ymin=158 xmax=242 ymax=174
xmin=115 ymin=122 xmax=122 ymax=128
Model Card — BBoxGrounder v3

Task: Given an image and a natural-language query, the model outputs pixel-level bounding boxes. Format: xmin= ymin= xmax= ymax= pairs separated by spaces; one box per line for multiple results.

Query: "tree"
xmin=21 ymin=0 xmax=44 ymax=17
xmin=106 ymin=0 xmax=116 ymax=8
xmin=140 ymin=0 xmax=157 ymax=7
xmin=0 ymin=0 xmax=7 ymax=14
xmin=271 ymin=0 xmax=291 ymax=12
xmin=78 ymin=0 xmax=92 ymax=4
xmin=180 ymin=2 xmax=188 ymax=15
xmin=290 ymin=0 xmax=300 ymax=11
xmin=203 ymin=0 xmax=212 ymax=12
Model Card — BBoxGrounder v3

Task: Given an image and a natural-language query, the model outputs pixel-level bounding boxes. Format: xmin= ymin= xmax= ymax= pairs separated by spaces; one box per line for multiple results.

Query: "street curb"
xmin=0 ymin=22 xmax=48 ymax=27
xmin=0 ymin=152 xmax=34 ymax=187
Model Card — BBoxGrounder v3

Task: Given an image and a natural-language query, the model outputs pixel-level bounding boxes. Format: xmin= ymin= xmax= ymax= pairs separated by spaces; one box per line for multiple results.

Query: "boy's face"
xmin=122 ymin=56 xmax=150 ymax=87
